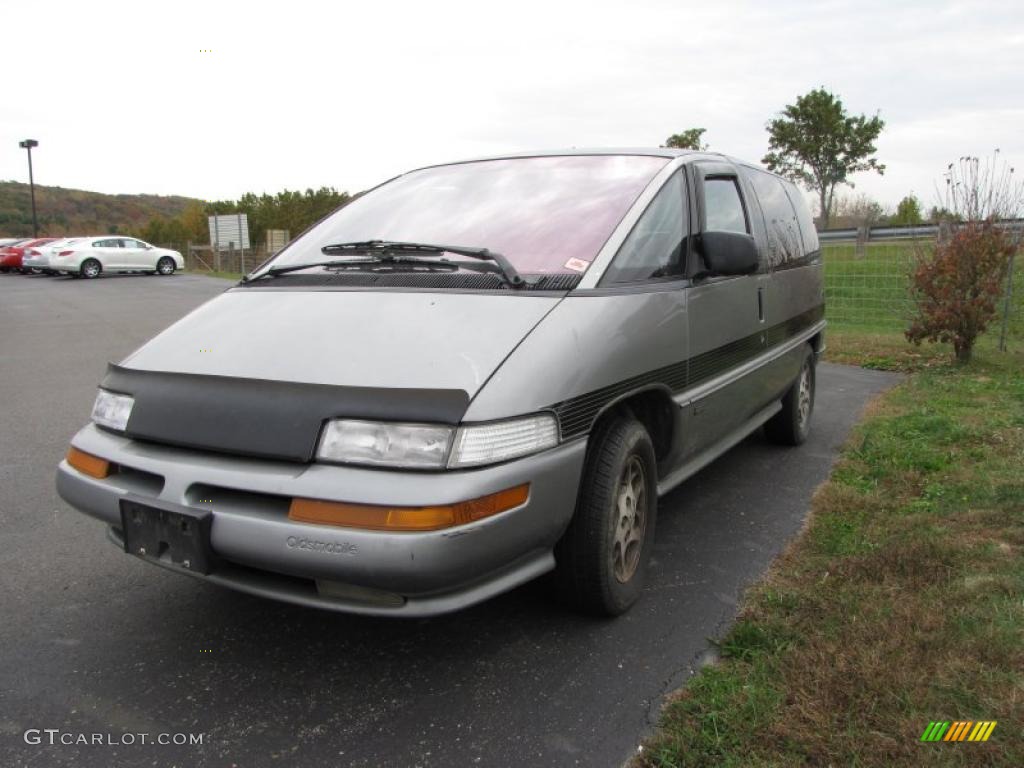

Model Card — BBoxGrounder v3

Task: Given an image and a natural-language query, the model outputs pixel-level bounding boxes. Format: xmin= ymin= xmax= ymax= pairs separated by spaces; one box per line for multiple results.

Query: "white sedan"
xmin=52 ymin=237 xmax=185 ymax=279
xmin=23 ymin=238 xmax=85 ymax=274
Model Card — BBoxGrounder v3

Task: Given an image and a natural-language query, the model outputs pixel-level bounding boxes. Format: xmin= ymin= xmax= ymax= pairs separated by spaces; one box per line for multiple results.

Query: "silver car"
xmin=57 ymin=149 xmax=824 ymax=617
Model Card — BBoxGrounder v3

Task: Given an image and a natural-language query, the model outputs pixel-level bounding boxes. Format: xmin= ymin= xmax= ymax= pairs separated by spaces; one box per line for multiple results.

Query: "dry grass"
xmin=637 ymin=349 xmax=1024 ymax=768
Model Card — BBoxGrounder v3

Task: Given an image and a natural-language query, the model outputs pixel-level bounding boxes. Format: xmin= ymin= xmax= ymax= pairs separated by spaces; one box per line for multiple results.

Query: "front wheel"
xmin=554 ymin=414 xmax=658 ymax=616
xmin=80 ymin=259 xmax=102 ymax=279
xmin=156 ymin=257 xmax=176 ymax=276
xmin=764 ymin=345 xmax=816 ymax=446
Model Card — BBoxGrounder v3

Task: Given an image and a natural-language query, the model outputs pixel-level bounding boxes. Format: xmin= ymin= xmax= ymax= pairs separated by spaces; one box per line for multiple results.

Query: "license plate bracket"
xmin=119 ymin=495 xmax=217 ymax=575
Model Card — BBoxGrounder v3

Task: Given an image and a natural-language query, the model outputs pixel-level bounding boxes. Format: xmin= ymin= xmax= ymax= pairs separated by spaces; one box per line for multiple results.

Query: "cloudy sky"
xmin=2 ymin=0 xmax=1021 ymax=213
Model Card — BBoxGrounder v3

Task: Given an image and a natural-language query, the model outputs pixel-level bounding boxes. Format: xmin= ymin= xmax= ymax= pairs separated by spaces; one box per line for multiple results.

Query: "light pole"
xmin=19 ymin=139 xmax=39 ymax=237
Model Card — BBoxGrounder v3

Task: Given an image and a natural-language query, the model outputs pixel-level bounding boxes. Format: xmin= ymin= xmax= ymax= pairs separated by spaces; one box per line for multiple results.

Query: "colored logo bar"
xmin=920 ymin=721 xmax=997 ymax=742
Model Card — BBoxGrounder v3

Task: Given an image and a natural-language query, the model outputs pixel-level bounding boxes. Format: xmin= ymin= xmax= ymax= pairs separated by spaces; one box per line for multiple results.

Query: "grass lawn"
xmin=638 ymin=343 xmax=1023 ymax=766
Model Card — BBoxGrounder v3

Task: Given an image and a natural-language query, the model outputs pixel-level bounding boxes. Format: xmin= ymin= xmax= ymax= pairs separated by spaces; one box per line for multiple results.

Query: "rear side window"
xmin=603 ymin=171 xmax=688 ymax=284
xmin=94 ymin=239 xmax=120 ymax=248
xmin=703 ymin=178 xmax=748 ymax=234
xmin=746 ymin=170 xmax=803 ymax=267
xmin=781 ymin=180 xmax=819 ymax=254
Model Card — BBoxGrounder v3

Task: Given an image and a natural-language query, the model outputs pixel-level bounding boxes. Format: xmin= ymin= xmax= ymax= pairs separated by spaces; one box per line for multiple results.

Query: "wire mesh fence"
xmin=159 ymin=237 xmax=1023 ymax=346
xmin=822 ymin=242 xmax=919 ymax=331
xmin=822 ymin=240 xmax=1023 ymax=347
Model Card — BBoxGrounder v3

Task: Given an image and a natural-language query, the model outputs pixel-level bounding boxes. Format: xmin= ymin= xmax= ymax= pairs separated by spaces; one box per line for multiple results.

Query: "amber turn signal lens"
xmin=288 ymin=484 xmax=530 ymax=531
xmin=66 ymin=446 xmax=111 ymax=479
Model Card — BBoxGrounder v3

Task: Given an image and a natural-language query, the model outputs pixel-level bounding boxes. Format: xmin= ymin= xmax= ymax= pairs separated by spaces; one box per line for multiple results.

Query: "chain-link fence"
xmin=158 ymin=243 xmax=274 ymax=276
xmin=822 ymin=240 xmax=1022 ymax=348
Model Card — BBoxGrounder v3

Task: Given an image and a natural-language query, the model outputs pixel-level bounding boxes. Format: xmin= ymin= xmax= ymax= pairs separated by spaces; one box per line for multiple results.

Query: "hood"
xmin=108 ymin=289 xmax=562 ymax=461
xmin=123 ymin=289 xmax=560 ymax=394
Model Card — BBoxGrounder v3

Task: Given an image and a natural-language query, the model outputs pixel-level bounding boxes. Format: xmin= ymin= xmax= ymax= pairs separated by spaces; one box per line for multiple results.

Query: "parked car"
xmin=57 ymin=149 xmax=824 ymax=618
xmin=50 ymin=237 xmax=184 ymax=278
xmin=0 ymin=241 xmax=50 ymax=274
xmin=0 ymin=239 xmax=29 ymax=271
xmin=23 ymin=238 xmax=85 ymax=274
xmin=0 ymin=237 xmax=24 ymax=247
xmin=0 ymin=240 xmax=59 ymax=276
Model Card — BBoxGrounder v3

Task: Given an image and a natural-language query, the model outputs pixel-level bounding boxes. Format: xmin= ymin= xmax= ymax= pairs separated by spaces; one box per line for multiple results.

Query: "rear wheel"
xmin=80 ymin=259 xmax=102 ymax=279
xmin=765 ymin=345 xmax=816 ymax=446
xmin=554 ymin=414 xmax=657 ymax=616
xmin=156 ymin=257 xmax=176 ymax=276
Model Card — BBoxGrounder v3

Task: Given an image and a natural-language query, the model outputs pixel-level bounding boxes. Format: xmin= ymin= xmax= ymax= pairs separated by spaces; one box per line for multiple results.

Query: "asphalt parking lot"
xmin=0 ymin=272 xmax=901 ymax=768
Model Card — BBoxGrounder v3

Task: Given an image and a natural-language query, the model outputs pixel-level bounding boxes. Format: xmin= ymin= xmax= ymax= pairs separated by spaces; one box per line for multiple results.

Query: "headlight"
xmin=317 ymin=419 xmax=453 ymax=469
xmin=91 ymin=389 xmax=135 ymax=432
xmin=448 ymin=414 xmax=559 ymax=468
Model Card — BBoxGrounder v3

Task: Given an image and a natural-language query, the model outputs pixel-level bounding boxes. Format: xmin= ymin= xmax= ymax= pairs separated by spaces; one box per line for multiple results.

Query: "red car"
xmin=0 ymin=238 xmax=58 ymax=272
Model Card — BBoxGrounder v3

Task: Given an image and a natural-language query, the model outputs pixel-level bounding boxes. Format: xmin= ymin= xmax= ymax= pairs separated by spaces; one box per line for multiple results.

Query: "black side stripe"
xmin=551 ymin=304 xmax=824 ymax=439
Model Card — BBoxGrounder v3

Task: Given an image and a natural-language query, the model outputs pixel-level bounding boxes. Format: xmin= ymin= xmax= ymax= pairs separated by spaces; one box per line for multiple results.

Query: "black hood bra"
xmin=101 ymin=364 xmax=470 ymax=463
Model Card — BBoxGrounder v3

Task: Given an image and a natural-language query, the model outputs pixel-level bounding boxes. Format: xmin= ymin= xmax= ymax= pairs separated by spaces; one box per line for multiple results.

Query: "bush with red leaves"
xmin=906 ymin=222 xmax=1015 ymax=363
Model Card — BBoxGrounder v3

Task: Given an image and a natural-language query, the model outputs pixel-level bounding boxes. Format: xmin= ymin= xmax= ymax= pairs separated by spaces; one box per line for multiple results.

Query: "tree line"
xmin=137 ymin=187 xmax=352 ymax=247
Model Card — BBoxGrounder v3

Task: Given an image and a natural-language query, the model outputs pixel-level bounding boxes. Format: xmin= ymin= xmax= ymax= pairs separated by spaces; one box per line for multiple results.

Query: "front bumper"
xmin=56 ymin=424 xmax=587 ymax=616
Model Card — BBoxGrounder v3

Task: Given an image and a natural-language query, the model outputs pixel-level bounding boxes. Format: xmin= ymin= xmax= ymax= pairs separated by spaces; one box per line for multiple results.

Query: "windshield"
xmin=261 ymin=155 xmax=668 ymax=276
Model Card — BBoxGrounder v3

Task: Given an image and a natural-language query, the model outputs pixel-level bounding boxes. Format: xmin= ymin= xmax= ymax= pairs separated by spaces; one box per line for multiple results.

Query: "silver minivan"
xmin=57 ymin=150 xmax=824 ymax=617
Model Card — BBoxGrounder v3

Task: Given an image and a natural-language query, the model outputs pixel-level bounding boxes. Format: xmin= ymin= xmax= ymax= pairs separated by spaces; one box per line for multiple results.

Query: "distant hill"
xmin=0 ymin=181 xmax=200 ymax=237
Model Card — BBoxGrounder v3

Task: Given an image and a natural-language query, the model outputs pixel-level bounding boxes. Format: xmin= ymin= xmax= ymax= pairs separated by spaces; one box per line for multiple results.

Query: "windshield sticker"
xmin=564 ymin=258 xmax=590 ymax=273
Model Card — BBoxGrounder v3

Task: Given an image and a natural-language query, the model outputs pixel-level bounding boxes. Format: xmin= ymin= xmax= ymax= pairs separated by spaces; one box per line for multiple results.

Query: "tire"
xmin=156 ymin=257 xmax=176 ymax=276
xmin=764 ymin=345 xmax=816 ymax=446
xmin=80 ymin=259 xmax=102 ymax=279
xmin=554 ymin=414 xmax=658 ymax=616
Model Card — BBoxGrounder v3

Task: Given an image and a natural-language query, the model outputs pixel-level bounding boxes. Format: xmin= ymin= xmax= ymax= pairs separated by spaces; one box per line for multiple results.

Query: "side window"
xmin=121 ymin=239 xmax=142 ymax=248
xmin=782 ymin=181 xmax=819 ymax=255
xmin=603 ymin=172 xmax=687 ymax=284
xmin=703 ymin=178 xmax=748 ymax=234
xmin=747 ymin=170 xmax=802 ymax=267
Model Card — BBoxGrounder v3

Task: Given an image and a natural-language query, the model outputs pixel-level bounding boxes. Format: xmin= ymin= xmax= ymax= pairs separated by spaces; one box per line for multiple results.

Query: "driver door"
xmin=683 ymin=162 xmax=770 ymax=457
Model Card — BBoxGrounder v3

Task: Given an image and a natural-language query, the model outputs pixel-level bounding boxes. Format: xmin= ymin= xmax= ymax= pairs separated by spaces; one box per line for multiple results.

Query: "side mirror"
xmin=700 ymin=231 xmax=759 ymax=276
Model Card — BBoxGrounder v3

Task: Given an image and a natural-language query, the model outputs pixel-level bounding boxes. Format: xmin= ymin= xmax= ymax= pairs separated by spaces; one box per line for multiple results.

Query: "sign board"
xmin=208 ymin=213 xmax=250 ymax=250
xmin=265 ymin=229 xmax=290 ymax=253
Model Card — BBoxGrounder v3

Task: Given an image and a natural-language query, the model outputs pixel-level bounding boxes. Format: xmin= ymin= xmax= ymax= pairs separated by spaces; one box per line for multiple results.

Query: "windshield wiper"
xmin=254 ymin=253 xmax=458 ymax=280
xmin=318 ymin=240 xmax=527 ymax=288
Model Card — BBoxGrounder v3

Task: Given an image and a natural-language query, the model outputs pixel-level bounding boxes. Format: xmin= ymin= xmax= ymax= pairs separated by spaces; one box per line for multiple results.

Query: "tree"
xmin=762 ymin=87 xmax=885 ymax=229
xmin=832 ymin=192 xmax=888 ymax=228
xmin=927 ymin=205 xmax=959 ymax=224
xmin=893 ymin=194 xmax=922 ymax=226
xmin=664 ymin=128 xmax=707 ymax=151
xmin=906 ymin=153 xmax=1022 ymax=363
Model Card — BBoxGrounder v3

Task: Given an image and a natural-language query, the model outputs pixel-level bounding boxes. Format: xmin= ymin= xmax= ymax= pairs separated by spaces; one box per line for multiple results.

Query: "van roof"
xmin=411 ymin=147 xmax=760 ymax=173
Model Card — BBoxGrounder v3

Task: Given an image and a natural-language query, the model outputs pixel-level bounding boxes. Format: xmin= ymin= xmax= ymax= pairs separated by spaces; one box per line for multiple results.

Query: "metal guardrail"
xmin=819 ymin=219 xmax=1024 ymax=243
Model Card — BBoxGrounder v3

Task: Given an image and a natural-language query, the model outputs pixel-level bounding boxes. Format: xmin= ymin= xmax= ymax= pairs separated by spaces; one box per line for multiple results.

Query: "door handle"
xmin=757 ymin=285 xmax=765 ymax=323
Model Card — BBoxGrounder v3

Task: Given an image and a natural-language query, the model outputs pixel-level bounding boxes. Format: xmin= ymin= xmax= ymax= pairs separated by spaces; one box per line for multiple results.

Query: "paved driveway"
xmin=0 ymin=272 xmax=901 ymax=767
